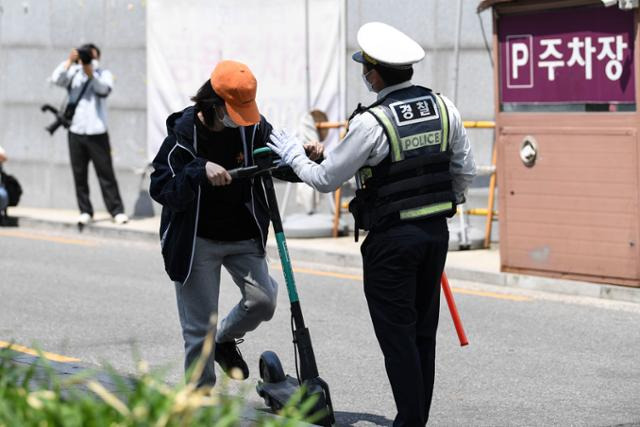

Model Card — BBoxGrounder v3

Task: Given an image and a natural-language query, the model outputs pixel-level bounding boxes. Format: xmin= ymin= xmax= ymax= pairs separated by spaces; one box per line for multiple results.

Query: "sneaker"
xmin=113 ymin=213 xmax=129 ymax=225
xmin=77 ymin=213 xmax=92 ymax=226
xmin=214 ymin=339 xmax=249 ymax=380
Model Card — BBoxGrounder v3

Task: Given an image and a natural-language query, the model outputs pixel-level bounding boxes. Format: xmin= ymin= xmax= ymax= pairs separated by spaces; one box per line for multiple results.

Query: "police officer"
xmin=269 ymin=22 xmax=476 ymax=425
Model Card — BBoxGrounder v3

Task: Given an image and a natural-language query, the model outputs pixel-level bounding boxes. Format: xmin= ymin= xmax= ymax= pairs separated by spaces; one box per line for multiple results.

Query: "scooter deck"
xmin=257 ymin=375 xmax=300 ymax=408
xmin=257 ymin=375 xmax=333 ymax=425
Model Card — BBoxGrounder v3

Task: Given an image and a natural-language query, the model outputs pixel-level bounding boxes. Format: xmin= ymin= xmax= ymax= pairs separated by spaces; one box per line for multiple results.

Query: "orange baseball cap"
xmin=210 ymin=60 xmax=260 ymax=126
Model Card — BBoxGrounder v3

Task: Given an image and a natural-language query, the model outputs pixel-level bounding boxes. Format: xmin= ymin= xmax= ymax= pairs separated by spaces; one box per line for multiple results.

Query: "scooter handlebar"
xmin=228 ymin=165 xmax=260 ymax=180
xmin=227 ymin=147 xmax=292 ymax=180
xmin=227 ymin=159 xmax=283 ymax=180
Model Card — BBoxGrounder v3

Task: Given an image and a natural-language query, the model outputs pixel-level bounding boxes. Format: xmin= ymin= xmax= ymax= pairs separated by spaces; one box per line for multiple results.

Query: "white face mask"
xmin=361 ymin=70 xmax=375 ymax=92
xmin=91 ymin=59 xmax=100 ymax=69
xmin=222 ymin=113 xmax=240 ymax=128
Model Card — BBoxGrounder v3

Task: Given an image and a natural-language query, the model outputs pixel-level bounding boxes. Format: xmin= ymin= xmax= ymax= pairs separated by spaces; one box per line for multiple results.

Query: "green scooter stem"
xmin=229 ymin=149 xmax=334 ymax=425
xmin=264 ymin=175 xmax=298 ymax=302
xmin=262 ymin=175 xmax=320 ymax=381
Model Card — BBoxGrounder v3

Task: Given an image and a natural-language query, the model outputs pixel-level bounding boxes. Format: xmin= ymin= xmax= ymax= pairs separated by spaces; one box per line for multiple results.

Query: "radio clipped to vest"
xmin=349 ymin=86 xmax=456 ymax=240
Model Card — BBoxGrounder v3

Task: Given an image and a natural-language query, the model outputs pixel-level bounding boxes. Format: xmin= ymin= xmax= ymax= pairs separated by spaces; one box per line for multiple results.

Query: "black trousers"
xmin=68 ymin=132 xmax=124 ymax=216
xmin=361 ymin=219 xmax=449 ymax=426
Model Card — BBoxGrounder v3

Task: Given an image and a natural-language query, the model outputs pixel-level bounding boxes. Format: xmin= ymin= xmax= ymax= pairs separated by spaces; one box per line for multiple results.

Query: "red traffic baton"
xmin=441 ymin=272 xmax=469 ymax=347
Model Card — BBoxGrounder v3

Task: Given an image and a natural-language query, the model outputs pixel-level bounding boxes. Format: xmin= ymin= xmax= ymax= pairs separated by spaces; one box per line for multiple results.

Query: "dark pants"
xmin=68 ymin=132 xmax=124 ymax=217
xmin=361 ymin=219 xmax=449 ymax=426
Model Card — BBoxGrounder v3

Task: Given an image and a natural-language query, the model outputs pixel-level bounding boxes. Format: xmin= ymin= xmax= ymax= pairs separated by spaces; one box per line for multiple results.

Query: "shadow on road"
xmin=333 ymin=410 xmax=393 ymax=426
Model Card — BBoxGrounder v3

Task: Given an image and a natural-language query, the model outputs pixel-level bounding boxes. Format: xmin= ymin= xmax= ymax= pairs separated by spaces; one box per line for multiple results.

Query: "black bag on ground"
xmin=0 ymin=170 xmax=22 ymax=206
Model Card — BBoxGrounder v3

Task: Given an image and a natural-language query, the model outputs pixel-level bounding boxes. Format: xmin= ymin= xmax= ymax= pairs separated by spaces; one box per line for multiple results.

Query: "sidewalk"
xmin=6 ymin=206 xmax=640 ymax=304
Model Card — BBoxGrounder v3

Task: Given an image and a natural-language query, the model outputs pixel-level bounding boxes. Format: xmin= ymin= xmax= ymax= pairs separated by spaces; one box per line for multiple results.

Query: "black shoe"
xmin=214 ymin=339 xmax=249 ymax=380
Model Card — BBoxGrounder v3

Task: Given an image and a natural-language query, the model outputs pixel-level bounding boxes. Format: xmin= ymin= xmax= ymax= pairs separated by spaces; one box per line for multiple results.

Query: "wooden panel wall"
xmin=499 ymin=127 xmax=639 ymax=283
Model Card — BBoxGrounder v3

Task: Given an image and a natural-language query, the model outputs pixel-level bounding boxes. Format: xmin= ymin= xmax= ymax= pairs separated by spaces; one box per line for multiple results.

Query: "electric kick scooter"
xmin=228 ymin=147 xmax=335 ymax=426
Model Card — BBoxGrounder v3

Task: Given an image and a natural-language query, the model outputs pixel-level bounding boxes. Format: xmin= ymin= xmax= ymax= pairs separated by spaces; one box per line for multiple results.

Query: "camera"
xmin=76 ymin=46 xmax=93 ymax=65
xmin=41 ymin=104 xmax=73 ymax=135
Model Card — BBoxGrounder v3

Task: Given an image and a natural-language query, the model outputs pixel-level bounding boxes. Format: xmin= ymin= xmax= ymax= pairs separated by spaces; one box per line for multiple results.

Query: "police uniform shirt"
xmin=287 ymin=80 xmax=476 ymax=204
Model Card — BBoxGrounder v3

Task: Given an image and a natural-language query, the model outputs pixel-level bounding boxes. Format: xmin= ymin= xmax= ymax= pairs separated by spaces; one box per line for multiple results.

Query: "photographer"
xmin=51 ymin=43 xmax=128 ymax=226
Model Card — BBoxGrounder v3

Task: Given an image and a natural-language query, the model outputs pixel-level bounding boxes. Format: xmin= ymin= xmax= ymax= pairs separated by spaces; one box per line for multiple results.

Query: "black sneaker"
xmin=214 ymin=339 xmax=249 ymax=380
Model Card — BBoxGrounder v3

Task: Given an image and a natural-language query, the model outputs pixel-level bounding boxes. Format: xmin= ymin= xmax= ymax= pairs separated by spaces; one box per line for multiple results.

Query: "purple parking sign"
xmin=499 ymin=6 xmax=635 ymax=104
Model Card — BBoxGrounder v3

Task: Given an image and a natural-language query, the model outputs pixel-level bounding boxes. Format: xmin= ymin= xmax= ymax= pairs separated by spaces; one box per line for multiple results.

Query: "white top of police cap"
xmin=353 ymin=22 xmax=425 ymax=68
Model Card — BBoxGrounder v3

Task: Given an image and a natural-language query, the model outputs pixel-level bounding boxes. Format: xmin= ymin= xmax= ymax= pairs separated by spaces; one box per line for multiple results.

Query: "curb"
xmin=15 ymin=216 xmax=159 ymax=243
xmin=445 ymin=266 xmax=640 ymax=304
xmin=266 ymin=244 xmax=363 ymax=271
xmin=14 ymin=215 xmax=640 ymax=305
xmin=267 ymin=240 xmax=640 ymax=305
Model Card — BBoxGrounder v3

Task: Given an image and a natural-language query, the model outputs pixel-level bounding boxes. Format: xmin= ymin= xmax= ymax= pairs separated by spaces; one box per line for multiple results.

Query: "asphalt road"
xmin=1 ymin=227 xmax=640 ymax=426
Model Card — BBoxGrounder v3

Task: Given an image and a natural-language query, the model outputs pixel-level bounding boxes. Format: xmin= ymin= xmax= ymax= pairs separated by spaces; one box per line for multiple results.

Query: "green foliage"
xmin=0 ymin=348 xmax=320 ymax=427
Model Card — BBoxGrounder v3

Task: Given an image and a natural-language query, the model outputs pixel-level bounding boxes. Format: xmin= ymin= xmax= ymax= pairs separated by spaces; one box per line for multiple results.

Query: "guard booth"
xmin=478 ymin=0 xmax=640 ymax=286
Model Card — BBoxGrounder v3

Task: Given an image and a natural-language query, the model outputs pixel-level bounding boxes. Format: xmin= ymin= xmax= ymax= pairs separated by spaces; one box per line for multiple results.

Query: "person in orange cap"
xmin=150 ymin=60 xmax=322 ymax=387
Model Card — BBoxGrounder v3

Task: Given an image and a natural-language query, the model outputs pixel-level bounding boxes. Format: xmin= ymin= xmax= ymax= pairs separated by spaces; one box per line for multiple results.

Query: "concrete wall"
xmin=0 ymin=0 xmax=146 ymax=213
xmin=346 ymin=0 xmax=496 ymax=185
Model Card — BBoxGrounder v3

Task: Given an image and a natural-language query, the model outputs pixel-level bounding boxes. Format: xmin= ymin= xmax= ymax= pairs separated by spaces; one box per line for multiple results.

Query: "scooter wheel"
xmin=259 ymin=351 xmax=286 ymax=383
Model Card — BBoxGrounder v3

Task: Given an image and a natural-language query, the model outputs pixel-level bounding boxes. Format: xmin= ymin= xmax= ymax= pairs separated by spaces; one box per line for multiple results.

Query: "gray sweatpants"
xmin=174 ymin=237 xmax=278 ymax=386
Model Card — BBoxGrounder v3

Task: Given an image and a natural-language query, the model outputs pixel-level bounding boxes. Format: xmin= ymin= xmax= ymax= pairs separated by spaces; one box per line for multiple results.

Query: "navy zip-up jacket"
xmin=150 ymin=106 xmax=296 ymax=284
